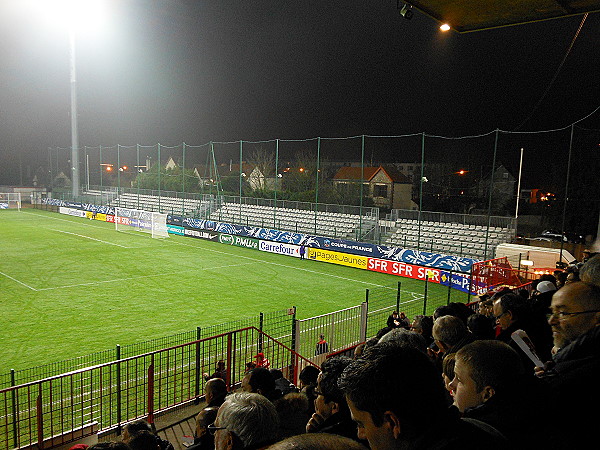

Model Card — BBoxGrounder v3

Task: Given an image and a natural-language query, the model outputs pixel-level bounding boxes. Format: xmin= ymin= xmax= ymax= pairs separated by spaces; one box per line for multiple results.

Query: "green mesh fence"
xmin=45 ymin=124 xmax=600 ymax=257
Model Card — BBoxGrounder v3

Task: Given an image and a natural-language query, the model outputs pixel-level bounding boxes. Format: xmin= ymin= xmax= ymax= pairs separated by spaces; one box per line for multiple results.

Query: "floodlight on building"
xmin=521 ymin=260 xmax=534 ymax=266
xmin=399 ymin=3 xmax=413 ymax=20
xmin=440 ymin=23 xmax=451 ymax=31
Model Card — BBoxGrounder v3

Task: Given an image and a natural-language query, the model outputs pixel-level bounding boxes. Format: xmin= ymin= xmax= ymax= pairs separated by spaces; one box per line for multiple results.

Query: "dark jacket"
xmin=541 ymin=325 xmax=600 ymax=449
xmin=495 ymin=319 xmax=552 ymax=368
xmin=410 ymin=407 xmax=508 ymax=450
xmin=461 ymin=374 xmax=552 ymax=449
xmin=308 ymin=411 xmax=364 ymax=443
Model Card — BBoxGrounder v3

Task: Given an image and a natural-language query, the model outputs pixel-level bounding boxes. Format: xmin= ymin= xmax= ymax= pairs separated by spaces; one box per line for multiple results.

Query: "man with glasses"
xmin=541 ymin=281 xmax=600 ymax=448
xmin=492 ymin=293 xmax=552 ymax=367
xmin=305 ymin=356 xmax=361 ymax=442
xmin=210 ymin=392 xmax=279 ymax=450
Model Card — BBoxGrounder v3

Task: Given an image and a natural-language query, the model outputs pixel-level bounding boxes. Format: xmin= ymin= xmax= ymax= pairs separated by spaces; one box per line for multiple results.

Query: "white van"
xmin=495 ymin=243 xmax=575 ymax=270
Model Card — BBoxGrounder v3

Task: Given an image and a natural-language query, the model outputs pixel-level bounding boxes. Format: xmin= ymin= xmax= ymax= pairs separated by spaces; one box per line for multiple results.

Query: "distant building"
xmin=333 ymin=165 xmax=417 ymax=210
xmin=191 ymin=161 xmax=277 ymax=191
xmin=477 ymin=165 xmax=515 ymax=196
xmin=52 ymin=171 xmax=71 ymax=188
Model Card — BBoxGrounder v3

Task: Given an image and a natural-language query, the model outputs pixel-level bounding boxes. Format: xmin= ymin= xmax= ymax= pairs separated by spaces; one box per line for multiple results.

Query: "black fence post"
xmin=11 ymin=369 xmax=18 ymax=449
xmin=290 ymin=306 xmax=297 ymax=371
xmin=423 ymin=274 xmax=429 ymax=315
xmin=467 ymin=266 xmax=474 ymax=302
xmin=447 ymin=269 xmax=453 ymax=305
xmin=258 ymin=312 xmax=264 ymax=353
xmin=195 ymin=326 xmax=202 ymax=403
xmin=365 ymin=288 xmax=370 ymax=336
xmin=116 ymin=344 xmax=122 ymax=435
xmin=396 ymin=281 xmax=401 ymax=313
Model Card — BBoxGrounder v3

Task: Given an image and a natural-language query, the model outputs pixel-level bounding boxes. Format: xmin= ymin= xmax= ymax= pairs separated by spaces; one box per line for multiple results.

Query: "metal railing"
xmin=0 ymin=327 xmax=315 ymax=450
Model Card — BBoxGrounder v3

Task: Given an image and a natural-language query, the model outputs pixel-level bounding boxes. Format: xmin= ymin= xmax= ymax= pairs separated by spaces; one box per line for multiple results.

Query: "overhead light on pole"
xmin=399 ymin=3 xmax=413 ymax=20
xmin=24 ymin=0 xmax=110 ymax=198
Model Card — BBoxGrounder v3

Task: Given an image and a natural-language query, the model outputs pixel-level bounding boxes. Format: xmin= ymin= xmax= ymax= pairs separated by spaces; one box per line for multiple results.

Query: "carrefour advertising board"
xmin=259 ymin=241 xmax=301 ymax=258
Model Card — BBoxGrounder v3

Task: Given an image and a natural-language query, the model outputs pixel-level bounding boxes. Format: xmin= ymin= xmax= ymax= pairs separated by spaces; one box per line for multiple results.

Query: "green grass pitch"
xmin=0 ymin=208 xmax=466 ymax=374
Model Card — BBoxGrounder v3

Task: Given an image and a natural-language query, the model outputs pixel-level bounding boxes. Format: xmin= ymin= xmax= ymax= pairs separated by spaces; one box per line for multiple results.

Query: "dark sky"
xmin=0 ymin=1 xmax=598 ymax=185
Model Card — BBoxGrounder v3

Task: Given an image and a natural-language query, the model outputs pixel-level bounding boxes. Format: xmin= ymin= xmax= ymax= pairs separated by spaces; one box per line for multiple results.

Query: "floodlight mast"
xmin=69 ymin=28 xmax=79 ymax=198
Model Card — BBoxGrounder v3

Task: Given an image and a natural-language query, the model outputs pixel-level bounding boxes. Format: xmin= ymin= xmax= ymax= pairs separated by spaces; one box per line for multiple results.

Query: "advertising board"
xmin=259 ymin=241 xmax=301 ymax=258
xmin=307 ymin=248 xmax=368 ymax=269
xmin=367 ymin=258 xmax=441 ymax=282
xmin=184 ymin=228 xmax=218 ymax=240
xmin=219 ymin=234 xmax=259 ymax=250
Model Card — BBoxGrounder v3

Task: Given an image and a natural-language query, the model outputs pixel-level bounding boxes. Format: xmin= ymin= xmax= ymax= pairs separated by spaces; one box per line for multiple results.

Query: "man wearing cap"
xmin=254 ymin=352 xmax=269 ymax=369
xmin=531 ymin=280 xmax=557 ymax=314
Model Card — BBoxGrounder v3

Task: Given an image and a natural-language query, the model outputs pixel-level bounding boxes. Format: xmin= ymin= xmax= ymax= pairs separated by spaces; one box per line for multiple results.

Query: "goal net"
xmin=0 ymin=192 xmax=21 ymax=210
xmin=114 ymin=207 xmax=169 ymax=238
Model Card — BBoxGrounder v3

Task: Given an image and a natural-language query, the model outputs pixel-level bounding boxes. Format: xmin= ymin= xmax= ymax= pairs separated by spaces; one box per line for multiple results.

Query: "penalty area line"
xmin=51 ymin=229 xmax=130 ymax=248
xmin=0 ymin=271 xmax=38 ymax=291
xmin=167 ymin=237 xmax=420 ymax=292
xmin=35 ymin=262 xmax=255 ymax=291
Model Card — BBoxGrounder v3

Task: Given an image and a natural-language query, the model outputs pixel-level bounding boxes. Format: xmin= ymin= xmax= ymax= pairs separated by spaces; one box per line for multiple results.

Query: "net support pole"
xmin=560 ymin=124 xmax=575 ymax=263
xmin=418 ymin=132 xmax=425 ymax=251
xmin=485 ymin=129 xmax=499 ymax=260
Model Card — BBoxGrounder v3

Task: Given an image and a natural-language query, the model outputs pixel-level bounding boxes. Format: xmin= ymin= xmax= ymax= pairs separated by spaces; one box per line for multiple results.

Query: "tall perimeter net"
xmin=0 ymin=193 xmax=21 ymax=210
xmin=115 ymin=207 xmax=169 ymax=238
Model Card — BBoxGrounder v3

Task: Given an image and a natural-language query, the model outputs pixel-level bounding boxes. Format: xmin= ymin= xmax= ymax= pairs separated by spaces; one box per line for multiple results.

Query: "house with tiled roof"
xmin=333 ymin=165 xmax=417 ymax=210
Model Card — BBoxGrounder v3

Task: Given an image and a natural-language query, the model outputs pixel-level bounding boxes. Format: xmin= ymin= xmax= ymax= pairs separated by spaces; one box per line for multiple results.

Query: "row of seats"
xmin=210 ymin=202 xmax=377 ymax=238
xmin=110 ymin=193 xmax=206 ymax=216
xmin=384 ymin=219 xmax=514 ymax=260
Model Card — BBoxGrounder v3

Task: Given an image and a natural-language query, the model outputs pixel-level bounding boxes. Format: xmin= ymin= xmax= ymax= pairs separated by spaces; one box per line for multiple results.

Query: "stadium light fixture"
xmin=440 ymin=23 xmax=451 ymax=31
xmin=22 ymin=0 xmax=111 ymax=199
xmin=399 ymin=3 xmax=413 ymax=20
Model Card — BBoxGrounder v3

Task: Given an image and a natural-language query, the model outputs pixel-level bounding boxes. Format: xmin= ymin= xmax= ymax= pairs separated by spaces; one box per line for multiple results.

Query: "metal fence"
xmin=0 ymin=309 xmax=293 ymax=391
xmin=43 ymin=124 xmax=600 ymax=246
xmin=0 ymin=277 xmax=465 ymax=450
xmin=0 ymin=327 xmax=314 ymax=450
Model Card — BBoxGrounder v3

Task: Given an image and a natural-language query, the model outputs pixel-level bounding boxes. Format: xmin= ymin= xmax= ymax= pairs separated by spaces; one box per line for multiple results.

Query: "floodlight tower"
xmin=69 ymin=28 xmax=79 ymax=198
xmin=27 ymin=0 xmax=109 ymax=198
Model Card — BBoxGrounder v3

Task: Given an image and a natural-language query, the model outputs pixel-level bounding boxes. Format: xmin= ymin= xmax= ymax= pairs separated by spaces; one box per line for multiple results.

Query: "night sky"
xmin=0 ymin=1 xmax=598 ymax=186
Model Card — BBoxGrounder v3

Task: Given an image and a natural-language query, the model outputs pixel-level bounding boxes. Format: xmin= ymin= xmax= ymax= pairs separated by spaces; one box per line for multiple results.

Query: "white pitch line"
xmin=51 ymin=229 xmax=130 ymax=248
xmin=36 ymin=262 xmax=255 ymax=291
xmin=167 ymin=237 xmax=421 ymax=293
xmin=0 ymin=270 xmax=38 ymax=291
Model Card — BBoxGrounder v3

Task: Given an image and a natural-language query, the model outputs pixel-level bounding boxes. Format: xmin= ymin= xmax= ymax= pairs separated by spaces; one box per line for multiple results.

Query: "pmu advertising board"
xmin=219 ymin=234 xmax=259 ymax=250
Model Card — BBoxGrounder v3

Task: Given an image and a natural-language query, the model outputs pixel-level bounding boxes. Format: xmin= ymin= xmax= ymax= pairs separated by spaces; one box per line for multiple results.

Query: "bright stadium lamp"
xmin=24 ymin=0 xmax=109 ymax=34
xmin=21 ymin=0 xmax=111 ymax=198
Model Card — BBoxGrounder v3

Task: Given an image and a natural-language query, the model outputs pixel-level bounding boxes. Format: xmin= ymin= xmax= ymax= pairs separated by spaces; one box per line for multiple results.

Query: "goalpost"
xmin=114 ymin=207 xmax=169 ymax=238
xmin=0 ymin=192 xmax=21 ymax=210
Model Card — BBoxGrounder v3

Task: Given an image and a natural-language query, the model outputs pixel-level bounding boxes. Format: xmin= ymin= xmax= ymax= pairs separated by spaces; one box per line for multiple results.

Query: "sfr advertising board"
xmin=367 ymin=258 xmax=441 ymax=283
xmin=259 ymin=241 xmax=301 ymax=258
xmin=308 ymin=248 xmax=368 ymax=269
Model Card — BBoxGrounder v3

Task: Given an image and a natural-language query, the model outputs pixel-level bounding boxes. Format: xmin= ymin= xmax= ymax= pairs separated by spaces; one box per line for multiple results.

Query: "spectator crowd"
xmin=72 ymin=253 xmax=600 ymax=450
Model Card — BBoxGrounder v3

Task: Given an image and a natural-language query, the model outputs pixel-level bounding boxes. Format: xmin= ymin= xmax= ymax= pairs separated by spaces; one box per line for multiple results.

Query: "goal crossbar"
xmin=0 ymin=192 xmax=21 ymax=210
xmin=114 ymin=207 xmax=169 ymax=238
